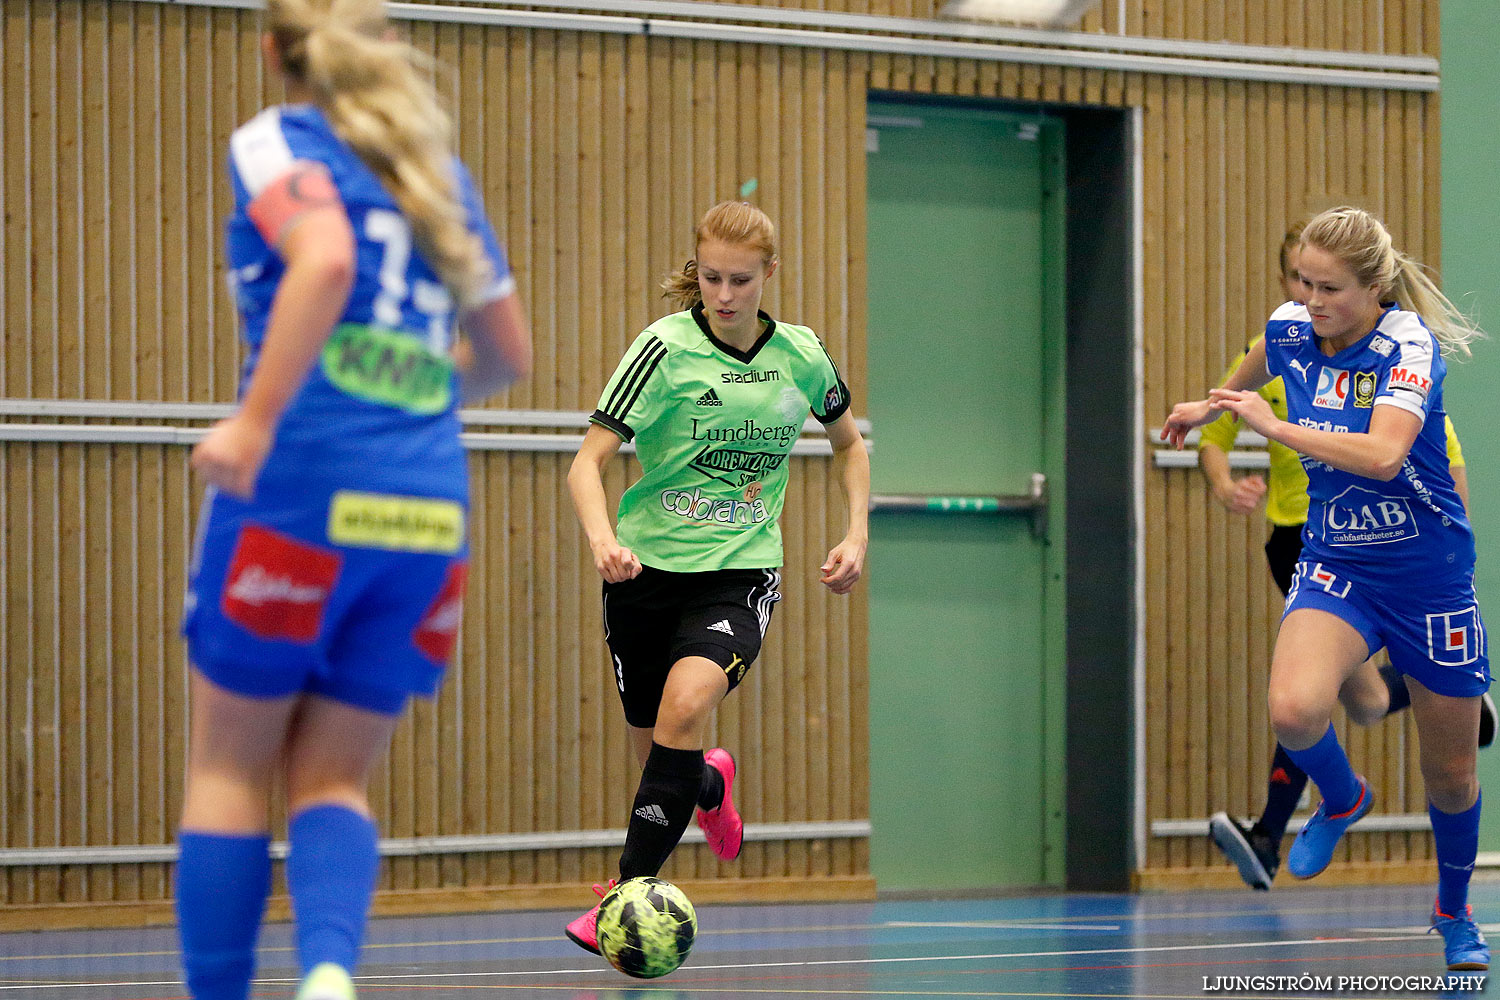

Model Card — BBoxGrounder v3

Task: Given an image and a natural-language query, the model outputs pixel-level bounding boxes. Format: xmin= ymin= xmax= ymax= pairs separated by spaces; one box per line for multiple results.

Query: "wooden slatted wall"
xmin=0 ymin=0 xmax=1442 ymax=921
xmin=757 ymin=0 xmax=1433 ymax=57
xmin=0 ymin=0 xmax=875 ymax=923
xmin=1133 ymin=5 xmax=1445 ymax=887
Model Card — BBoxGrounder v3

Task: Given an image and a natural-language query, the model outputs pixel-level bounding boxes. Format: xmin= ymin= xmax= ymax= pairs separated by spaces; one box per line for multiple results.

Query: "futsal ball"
xmin=939 ymin=0 xmax=1100 ymax=29
xmin=595 ymin=876 xmax=698 ymax=979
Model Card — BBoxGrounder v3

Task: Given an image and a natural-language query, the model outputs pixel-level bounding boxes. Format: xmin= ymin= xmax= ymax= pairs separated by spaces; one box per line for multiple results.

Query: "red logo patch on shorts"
xmin=413 ymin=562 xmax=468 ymax=664
xmin=221 ymin=524 xmax=342 ymax=643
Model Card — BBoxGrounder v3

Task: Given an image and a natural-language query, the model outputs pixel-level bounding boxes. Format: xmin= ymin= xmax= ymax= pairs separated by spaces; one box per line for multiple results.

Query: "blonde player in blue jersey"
xmin=564 ymin=201 xmax=870 ymax=954
xmin=175 ymin=2 xmax=531 ymax=998
xmin=1165 ymin=206 xmax=1489 ymax=971
xmin=1200 ymin=225 xmax=1493 ymax=892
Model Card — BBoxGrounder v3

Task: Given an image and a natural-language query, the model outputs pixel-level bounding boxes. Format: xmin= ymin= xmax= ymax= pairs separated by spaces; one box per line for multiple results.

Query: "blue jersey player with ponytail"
xmin=1165 ymin=206 xmax=1489 ymax=972
xmin=175 ymin=2 xmax=530 ymax=999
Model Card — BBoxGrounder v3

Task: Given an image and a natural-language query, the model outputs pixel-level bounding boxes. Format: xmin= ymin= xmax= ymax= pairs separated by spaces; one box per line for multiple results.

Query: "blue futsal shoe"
xmin=1286 ymin=778 xmax=1372 ymax=879
xmin=1430 ymin=902 xmax=1490 ymax=971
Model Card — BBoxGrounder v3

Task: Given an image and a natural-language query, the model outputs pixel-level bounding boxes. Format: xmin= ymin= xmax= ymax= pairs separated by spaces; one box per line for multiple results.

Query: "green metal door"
xmin=866 ymin=100 xmax=1066 ymax=890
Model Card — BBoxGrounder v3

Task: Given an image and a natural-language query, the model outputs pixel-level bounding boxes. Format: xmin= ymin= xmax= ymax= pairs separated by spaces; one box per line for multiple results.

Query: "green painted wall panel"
xmin=1442 ymin=0 xmax=1500 ymax=850
xmin=865 ymin=101 xmax=1066 ymax=890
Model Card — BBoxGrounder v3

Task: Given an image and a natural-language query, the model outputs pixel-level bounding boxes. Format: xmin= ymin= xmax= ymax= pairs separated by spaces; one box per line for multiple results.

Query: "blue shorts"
xmin=183 ymin=481 xmax=469 ymax=715
xmin=1283 ymin=559 xmax=1491 ymax=698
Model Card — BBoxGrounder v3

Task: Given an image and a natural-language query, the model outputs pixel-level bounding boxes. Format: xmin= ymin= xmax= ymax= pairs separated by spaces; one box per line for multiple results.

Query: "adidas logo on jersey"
xmin=696 ymin=389 xmax=723 ymax=406
xmin=707 ymin=619 xmax=735 ymax=636
xmin=634 ymin=803 xmax=670 ymax=826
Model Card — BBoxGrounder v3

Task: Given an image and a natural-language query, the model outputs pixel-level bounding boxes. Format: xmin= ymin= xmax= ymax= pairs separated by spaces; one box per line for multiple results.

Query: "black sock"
xmin=1258 ymin=743 xmax=1309 ymax=844
xmin=697 ymin=755 xmax=724 ymax=810
xmin=618 ymin=743 xmax=704 ymax=880
xmin=1379 ymin=663 xmax=1412 ymax=715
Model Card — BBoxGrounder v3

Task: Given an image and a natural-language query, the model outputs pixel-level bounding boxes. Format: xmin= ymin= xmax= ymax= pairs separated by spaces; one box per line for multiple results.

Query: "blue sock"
xmin=286 ymin=804 xmax=379 ymax=975
xmin=175 ymin=830 xmax=271 ymax=1000
xmin=1283 ymin=724 xmax=1360 ymax=815
xmin=1431 ymin=793 xmax=1481 ymax=917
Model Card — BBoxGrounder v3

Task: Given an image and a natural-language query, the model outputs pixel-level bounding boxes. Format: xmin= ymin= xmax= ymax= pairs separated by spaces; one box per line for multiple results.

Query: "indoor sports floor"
xmin=2 ymin=882 xmax=1497 ymax=999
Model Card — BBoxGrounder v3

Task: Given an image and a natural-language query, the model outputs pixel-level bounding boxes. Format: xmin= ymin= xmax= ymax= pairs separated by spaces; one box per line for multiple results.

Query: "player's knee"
xmin=284 ymin=755 xmax=373 ymax=813
xmin=1342 ymin=694 xmax=1387 ymax=727
xmin=180 ymin=769 xmax=275 ymax=832
xmin=1421 ymin=758 xmax=1479 ymax=813
xmin=654 ymin=691 xmax=718 ymax=744
xmin=1267 ymin=687 xmax=1327 ymax=747
xmin=285 ymin=782 xmax=370 ymax=817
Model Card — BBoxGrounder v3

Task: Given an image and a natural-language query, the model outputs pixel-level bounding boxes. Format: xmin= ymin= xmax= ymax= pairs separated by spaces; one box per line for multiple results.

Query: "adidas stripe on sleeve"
xmin=806 ymin=337 xmax=852 ymax=424
xmin=591 ymin=333 xmax=669 ymax=441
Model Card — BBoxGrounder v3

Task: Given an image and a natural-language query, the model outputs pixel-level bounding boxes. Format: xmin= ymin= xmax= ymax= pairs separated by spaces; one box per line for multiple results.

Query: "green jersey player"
xmin=565 ymin=202 xmax=870 ymax=954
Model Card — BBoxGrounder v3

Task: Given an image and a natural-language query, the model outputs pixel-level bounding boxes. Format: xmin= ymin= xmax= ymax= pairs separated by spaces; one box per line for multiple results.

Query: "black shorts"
xmin=601 ymin=565 xmax=781 ymax=728
xmin=1264 ymin=523 xmax=1306 ymax=597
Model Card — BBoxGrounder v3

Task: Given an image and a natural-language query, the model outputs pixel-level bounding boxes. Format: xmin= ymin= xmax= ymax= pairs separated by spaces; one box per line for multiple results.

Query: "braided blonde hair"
xmin=266 ymin=0 xmax=490 ymax=305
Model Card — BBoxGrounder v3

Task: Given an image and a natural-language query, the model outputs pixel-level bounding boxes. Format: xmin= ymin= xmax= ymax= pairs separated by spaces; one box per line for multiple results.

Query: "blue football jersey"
xmin=225 ymin=104 xmax=515 ymax=499
xmin=1263 ymin=301 xmax=1473 ymax=587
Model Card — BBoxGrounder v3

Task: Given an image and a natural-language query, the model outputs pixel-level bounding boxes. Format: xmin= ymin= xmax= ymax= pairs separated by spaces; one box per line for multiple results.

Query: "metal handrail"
xmin=0 ymin=399 xmax=870 ymax=436
xmin=0 ymin=819 xmax=871 ymax=867
xmin=870 ymin=473 xmax=1048 ymax=537
xmin=116 ymin=0 xmax=1441 ymax=92
xmin=1152 ymin=813 xmax=1430 ymax=837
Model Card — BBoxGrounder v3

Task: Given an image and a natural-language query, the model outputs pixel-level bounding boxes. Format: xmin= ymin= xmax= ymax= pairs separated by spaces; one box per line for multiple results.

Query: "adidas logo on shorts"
xmin=634 ymin=803 xmax=670 ymax=826
xmin=707 ymin=619 xmax=735 ymax=635
xmin=696 ymin=389 xmax=723 ymax=406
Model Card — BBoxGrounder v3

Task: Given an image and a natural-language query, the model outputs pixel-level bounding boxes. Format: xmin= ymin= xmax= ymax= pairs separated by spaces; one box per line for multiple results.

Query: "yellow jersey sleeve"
xmin=1445 ymin=415 xmax=1465 ymax=469
xmin=1197 ymin=335 xmax=1309 ymax=527
xmin=1197 ymin=346 xmax=1248 ymax=453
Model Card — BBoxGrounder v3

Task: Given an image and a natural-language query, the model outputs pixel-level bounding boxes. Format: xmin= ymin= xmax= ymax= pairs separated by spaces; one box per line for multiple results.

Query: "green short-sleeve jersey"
xmin=591 ymin=304 xmax=851 ymax=572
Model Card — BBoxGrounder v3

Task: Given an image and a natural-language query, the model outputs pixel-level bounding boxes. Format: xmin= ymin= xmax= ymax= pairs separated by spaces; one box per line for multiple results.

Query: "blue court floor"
xmin=1 ymin=880 xmax=1496 ymax=998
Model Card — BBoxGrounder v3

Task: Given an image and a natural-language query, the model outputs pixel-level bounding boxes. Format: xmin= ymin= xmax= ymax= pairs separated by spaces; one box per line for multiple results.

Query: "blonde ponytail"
xmin=660 ymin=201 xmax=779 ymax=311
xmin=1301 ymin=206 xmax=1483 ymax=358
xmin=267 ymin=0 xmax=491 ymax=306
xmin=1387 ymin=254 xmax=1482 ymax=359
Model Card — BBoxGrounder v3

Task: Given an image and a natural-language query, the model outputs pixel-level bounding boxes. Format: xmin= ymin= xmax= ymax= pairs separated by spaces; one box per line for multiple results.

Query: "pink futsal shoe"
xmin=564 ymin=878 xmax=617 ymax=955
xmin=696 ymin=748 xmax=743 ymax=860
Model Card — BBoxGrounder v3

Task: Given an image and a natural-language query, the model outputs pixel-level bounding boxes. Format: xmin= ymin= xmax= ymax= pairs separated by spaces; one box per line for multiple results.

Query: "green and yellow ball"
xmin=596 ymin=876 xmax=697 ymax=978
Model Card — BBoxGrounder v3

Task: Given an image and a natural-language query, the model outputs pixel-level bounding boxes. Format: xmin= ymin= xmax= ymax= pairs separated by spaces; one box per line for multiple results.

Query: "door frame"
xmin=867 ymin=93 xmax=1139 ymax=891
xmin=866 ymin=93 xmax=1070 ymax=888
xmin=1061 ymin=107 xmax=1138 ymax=891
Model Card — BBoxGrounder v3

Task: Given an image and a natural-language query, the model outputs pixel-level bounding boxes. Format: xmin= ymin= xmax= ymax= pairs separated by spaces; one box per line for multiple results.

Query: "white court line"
xmin=887 ymin=922 xmax=1122 ymax=931
xmin=0 ymin=929 xmax=1428 ymax=995
xmin=330 ymin=932 xmax=1447 ymax=980
xmin=0 ymin=903 xmax=1438 ymax=964
xmin=0 ymin=932 xmax=1441 ymax=992
xmin=0 ymin=924 xmax=888 ymax=964
xmin=1354 ymin=923 xmax=1500 ymax=934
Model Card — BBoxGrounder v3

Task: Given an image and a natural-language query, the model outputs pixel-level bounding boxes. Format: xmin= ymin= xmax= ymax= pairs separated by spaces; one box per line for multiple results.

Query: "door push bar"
xmin=868 ymin=472 xmax=1048 ymax=538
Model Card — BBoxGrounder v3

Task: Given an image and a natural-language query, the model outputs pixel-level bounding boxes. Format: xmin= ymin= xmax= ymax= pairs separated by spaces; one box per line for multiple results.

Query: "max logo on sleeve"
xmin=1388 ymin=367 xmax=1433 ymax=401
xmin=221 ymin=524 xmax=343 ymax=643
